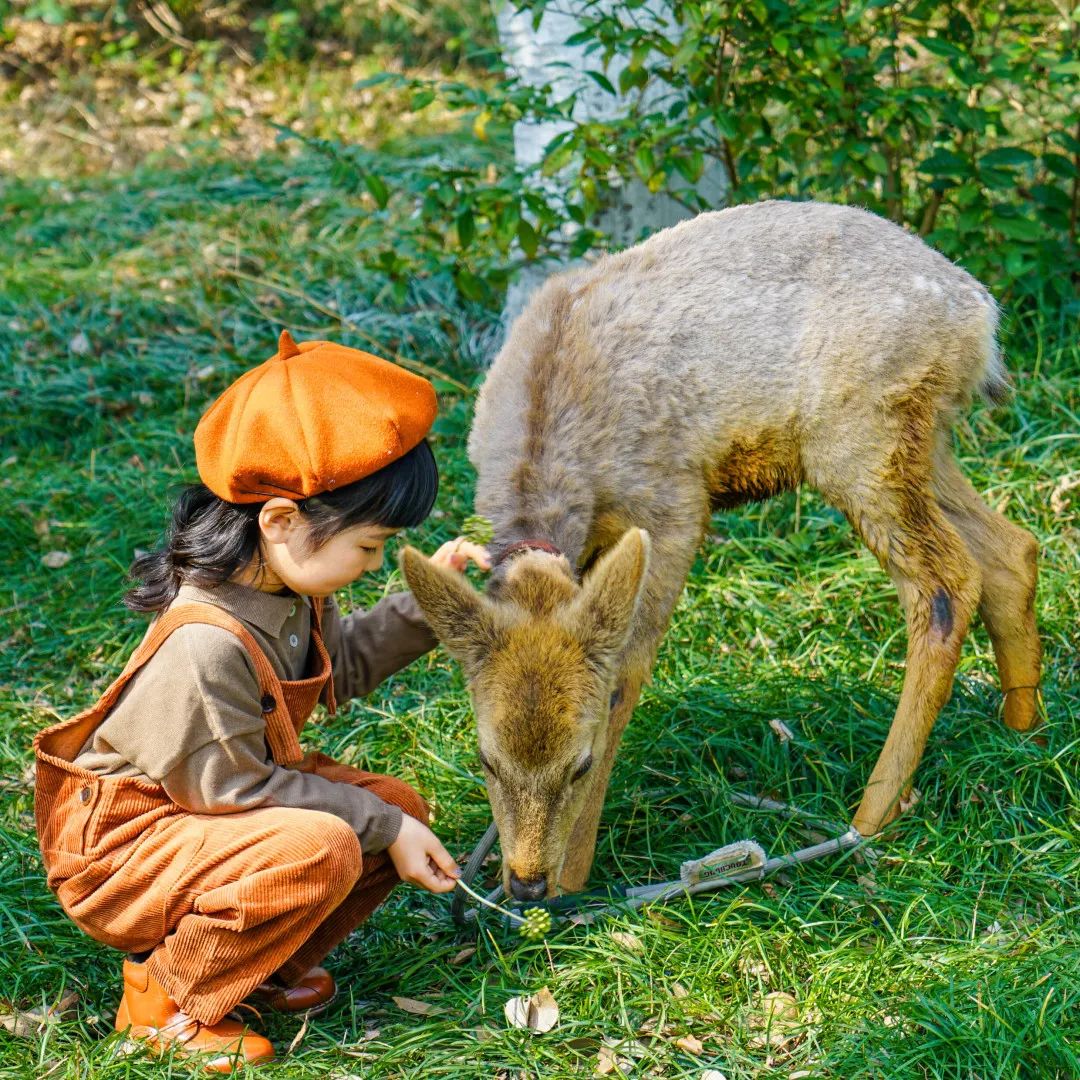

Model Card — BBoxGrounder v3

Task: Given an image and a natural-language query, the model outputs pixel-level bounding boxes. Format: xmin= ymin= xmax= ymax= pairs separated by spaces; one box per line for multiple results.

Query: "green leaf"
xmin=585 ymin=70 xmax=616 ymax=94
xmin=673 ymin=150 xmax=705 ymax=184
xmin=632 ymin=145 xmax=656 ymax=182
xmin=569 ymin=228 xmax=599 ymax=258
xmin=516 ymin=219 xmax=539 ymax=259
xmin=456 ymin=210 xmax=476 ymax=250
xmin=991 ymin=214 xmax=1041 ymax=242
xmin=917 ymin=36 xmax=964 ymax=59
xmin=771 ymin=33 xmax=790 ymax=56
xmin=363 ymin=172 xmax=390 ymax=209
xmin=918 ymin=150 xmax=970 ymax=177
xmin=619 ymin=64 xmax=648 ymax=95
xmin=1043 ymin=153 xmax=1077 ymax=180
xmin=410 ymin=89 xmax=436 ymax=111
xmin=979 ymin=148 xmax=1036 ymax=169
xmin=865 ymin=151 xmax=889 ymax=175
xmin=454 ymin=267 xmax=486 ymax=302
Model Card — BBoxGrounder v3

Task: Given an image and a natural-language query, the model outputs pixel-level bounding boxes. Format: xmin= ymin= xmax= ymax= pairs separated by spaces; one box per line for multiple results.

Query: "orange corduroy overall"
xmin=34 ymin=598 xmax=427 ymax=1026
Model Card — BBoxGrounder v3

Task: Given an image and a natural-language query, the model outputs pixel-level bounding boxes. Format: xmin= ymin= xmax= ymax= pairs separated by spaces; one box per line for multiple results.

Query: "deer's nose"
xmin=509 ymin=872 xmax=547 ymax=901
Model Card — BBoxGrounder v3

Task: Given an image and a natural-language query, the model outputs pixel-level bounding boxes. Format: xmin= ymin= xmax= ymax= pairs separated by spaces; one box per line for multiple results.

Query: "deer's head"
xmin=400 ymin=528 xmax=650 ymax=899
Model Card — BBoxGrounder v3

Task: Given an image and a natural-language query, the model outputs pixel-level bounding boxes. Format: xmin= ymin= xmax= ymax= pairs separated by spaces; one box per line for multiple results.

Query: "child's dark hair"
xmin=125 ymin=439 xmax=439 ymax=612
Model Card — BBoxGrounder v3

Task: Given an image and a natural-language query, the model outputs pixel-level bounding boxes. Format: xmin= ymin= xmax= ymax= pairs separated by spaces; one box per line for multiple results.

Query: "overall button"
xmin=289 ymin=634 xmax=299 ymax=648
xmin=288 ymin=603 xmax=297 ymax=618
xmin=79 ymin=786 xmax=92 ymax=804
xmin=261 ymin=693 xmax=276 ymax=713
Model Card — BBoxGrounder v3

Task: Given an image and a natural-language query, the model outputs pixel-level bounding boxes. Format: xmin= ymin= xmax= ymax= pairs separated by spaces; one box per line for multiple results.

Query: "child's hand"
xmin=387 ymin=815 xmax=461 ymax=894
xmin=429 ymin=536 xmax=491 ymax=574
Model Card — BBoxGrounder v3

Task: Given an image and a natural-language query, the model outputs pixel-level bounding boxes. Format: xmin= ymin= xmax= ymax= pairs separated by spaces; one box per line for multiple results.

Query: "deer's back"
xmin=470 ymin=201 xmax=999 ymax=515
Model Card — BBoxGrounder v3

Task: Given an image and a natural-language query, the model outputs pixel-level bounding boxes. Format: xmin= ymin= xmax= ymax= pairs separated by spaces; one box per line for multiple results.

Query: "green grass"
xmin=2 ymin=125 xmax=1078 ymax=1078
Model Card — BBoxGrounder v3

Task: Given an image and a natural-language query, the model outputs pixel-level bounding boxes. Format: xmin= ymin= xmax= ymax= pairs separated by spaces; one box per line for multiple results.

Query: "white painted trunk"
xmin=494 ymin=0 xmax=728 ymax=330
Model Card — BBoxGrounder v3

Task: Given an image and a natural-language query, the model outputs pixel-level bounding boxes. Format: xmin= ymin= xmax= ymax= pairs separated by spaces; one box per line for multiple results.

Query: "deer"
xmin=400 ymin=200 xmax=1042 ymax=903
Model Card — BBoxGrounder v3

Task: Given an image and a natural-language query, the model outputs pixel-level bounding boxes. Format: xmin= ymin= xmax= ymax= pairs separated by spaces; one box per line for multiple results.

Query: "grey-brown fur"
xmin=402 ymin=200 xmax=1041 ymax=898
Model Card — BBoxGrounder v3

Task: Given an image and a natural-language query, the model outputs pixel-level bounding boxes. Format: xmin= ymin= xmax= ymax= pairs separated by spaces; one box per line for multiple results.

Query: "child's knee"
xmin=291 ymin=812 xmax=363 ymax=900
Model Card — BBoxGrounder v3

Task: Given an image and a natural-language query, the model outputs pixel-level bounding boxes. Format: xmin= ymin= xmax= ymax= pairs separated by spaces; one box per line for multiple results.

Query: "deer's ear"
xmin=567 ymin=528 xmax=650 ymax=664
xmin=400 ymin=546 xmax=499 ymax=665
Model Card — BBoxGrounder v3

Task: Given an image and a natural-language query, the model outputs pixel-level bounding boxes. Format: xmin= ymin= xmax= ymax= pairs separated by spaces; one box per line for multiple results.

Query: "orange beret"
xmin=194 ymin=330 xmax=437 ymax=504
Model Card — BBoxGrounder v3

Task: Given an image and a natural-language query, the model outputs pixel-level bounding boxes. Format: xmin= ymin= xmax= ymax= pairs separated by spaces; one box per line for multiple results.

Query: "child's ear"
xmin=400 ymin=546 xmax=500 ymax=666
xmin=258 ymin=498 xmax=301 ymax=543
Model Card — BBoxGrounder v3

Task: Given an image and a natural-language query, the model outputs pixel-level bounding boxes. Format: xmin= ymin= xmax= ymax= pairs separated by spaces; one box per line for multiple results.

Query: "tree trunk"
xmin=495 ymin=0 xmax=728 ymax=330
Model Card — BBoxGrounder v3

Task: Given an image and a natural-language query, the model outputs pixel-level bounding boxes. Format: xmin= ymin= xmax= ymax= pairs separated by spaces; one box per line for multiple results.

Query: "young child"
xmin=33 ymin=330 xmax=489 ymax=1071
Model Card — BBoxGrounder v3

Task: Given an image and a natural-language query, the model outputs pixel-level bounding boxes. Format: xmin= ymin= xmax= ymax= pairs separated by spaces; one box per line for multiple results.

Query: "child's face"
xmin=257 ymin=500 xmax=399 ymax=596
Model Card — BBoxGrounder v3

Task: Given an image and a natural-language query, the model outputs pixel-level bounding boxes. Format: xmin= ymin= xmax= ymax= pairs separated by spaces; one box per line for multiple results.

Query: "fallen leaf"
xmin=596 ymin=1042 xmax=633 ymax=1075
xmin=504 ymin=986 xmax=559 ymax=1033
xmin=451 ymin=946 xmax=477 ymax=965
xmin=671 ymin=982 xmax=690 ymax=999
xmin=769 ymin=719 xmax=794 ymax=742
xmin=701 ymin=1072 xmax=729 ymax=1080
xmin=42 ymin=551 xmax=71 ymax=569
xmin=1050 ymin=474 xmax=1080 ymax=516
xmin=392 ymin=996 xmax=443 ymax=1016
xmin=286 ymin=1013 xmax=308 ymax=1054
xmin=611 ymin=930 xmax=644 ymax=952
xmin=69 ymin=332 xmax=91 ymax=355
xmin=0 ymin=991 xmax=79 ymax=1038
xmin=748 ymin=991 xmax=801 ymax=1050
xmin=675 ymin=1033 xmax=704 ymax=1055
xmin=899 ymin=787 xmax=921 ymax=813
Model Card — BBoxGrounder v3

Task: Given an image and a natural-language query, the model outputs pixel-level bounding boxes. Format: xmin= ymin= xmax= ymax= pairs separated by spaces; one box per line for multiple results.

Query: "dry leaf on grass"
xmin=286 ymin=1013 xmax=308 ymax=1055
xmin=68 ymin=332 xmax=91 ymax=355
xmin=701 ymin=1072 xmax=729 ymax=1080
xmin=611 ymin=930 xmax=644 ymax=952
xmin=671 ymin=982 xmax=690 ymax=999
xmin=504 ymin=986 xmax=559 ymax=1033
xmin=450 ymin=946 xmax=477 ymax=965
xmin=0 ymin=991 xmax=79 ymax=1038
xmin=675 ymin=1033 xmax=704 ymax=1055
xmin=41 ymin=551 xmax=71 ymax=569
xmin=1050 ymin=474 xmax=1080 ymax=515
xmin=748 ymin=991 xmax=801 ymax=1049
xmin=392 ymin=996 xmax=443 ymax=1016
xmin=769 ymin=718 xmax=794 ymax=742
xmin=596 ymin=1041 xmax=637 ymax=1075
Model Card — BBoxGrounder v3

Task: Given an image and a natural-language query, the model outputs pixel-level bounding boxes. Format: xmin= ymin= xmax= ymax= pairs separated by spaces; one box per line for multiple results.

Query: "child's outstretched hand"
xmin=428 ymin=536 xmax=491 ymax=574
xmin=387 ymin=815 xmax=461 ymax=894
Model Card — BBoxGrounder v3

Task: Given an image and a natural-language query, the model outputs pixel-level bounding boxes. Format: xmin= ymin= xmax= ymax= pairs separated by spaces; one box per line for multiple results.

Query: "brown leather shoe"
xmin=115 ymin=957 xmax=274 ymax=1073
xmin=248 ymin=966 xmax=336 ymax=1014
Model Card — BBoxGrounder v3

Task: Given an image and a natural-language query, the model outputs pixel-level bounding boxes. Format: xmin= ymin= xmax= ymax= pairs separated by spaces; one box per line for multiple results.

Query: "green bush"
xmin=312 ymin=0 xmax=1078 ymax=320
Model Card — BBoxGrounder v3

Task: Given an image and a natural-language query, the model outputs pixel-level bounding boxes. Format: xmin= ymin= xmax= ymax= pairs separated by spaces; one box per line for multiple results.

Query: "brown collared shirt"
xmin=74 ymin=581 xmax=438 ymax=854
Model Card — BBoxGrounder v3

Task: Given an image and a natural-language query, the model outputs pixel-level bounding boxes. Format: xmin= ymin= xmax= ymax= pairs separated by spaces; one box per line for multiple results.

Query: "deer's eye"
xmin=572 ymin=754 xmax=593 ymax=782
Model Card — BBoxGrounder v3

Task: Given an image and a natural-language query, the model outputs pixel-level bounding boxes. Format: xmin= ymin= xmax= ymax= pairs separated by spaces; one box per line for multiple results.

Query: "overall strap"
xmin=308 ymin=596 xmax=337 ymax=715
xmin=100 ymin=603 xmax=304 ymax=765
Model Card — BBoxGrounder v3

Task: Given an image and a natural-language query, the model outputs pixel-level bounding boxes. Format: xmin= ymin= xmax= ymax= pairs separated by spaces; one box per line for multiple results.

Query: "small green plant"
xmin=462 ymin=514 xmax=494 ymax=546
xmin=453 ymin=877 xmax=554 ymax=940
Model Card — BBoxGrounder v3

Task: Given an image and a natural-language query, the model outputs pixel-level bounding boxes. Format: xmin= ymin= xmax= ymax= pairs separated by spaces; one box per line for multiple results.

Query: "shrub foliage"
xmin=310 ymin=0 xmax=1078 ymax=315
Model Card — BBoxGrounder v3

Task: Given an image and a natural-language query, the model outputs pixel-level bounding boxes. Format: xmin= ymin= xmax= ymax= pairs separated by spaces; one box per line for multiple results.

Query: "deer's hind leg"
xmin=931 ymin=440 xmax=1041 ymax=732
xmin=815 ymin=396 xmax=984 ymax=835
xmin=845 ymin=483 xmax=983 ymax=834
